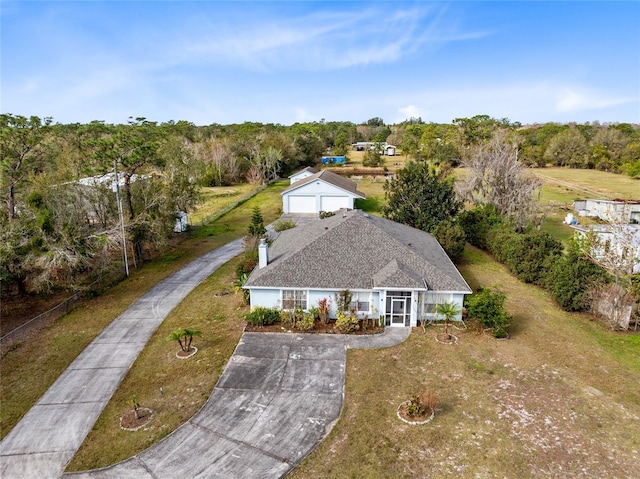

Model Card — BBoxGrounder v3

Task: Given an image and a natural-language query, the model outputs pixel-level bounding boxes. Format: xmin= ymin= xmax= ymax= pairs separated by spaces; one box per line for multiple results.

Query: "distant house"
xmin=574 ymin=199 xmax=640 ymax=224
xmin=281 ymin=170 xmax=365 ymax=214
xmin=288 ymin=167 xmax=318 ymax=184
xmin=572 ymin=223 xmax=640 ymax=274
xmin=351 ymin=142 xmax=397 ymax=156
xmin=244 ymin=210 xmax=471 ymax=327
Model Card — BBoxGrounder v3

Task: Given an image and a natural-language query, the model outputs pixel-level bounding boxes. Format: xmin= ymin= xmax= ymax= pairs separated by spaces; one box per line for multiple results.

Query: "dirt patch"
xmin=119 ymin=408 xmax=154 ymax=431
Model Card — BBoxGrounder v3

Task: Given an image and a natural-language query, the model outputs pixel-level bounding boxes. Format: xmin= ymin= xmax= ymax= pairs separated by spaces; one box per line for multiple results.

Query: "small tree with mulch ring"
xmin=167 ymin=327 xmax=202 ymax=355
xmin=436 ymin=301 xmax=461 ymax=341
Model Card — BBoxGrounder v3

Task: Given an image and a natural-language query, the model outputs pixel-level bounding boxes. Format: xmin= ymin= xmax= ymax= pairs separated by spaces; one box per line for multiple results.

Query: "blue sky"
xmin=2 ymin=1 xmax=639 ymax=126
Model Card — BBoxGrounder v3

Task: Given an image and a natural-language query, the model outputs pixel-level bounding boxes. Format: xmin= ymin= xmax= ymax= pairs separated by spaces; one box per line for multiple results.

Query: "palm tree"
xmin=167 ymin=327 xmax=202 ymax=352
xmin=436 ymin=302 xmax=461 ymax=338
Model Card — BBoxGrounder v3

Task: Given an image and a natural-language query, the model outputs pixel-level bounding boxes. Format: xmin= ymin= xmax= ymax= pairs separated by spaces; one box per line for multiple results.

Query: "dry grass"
xmin=189 ymin=183 xmax=256 ymax=224
xmin=289 ymin=246 xmax=640 ymax=479
xmin=533 ymin=167 xmax=640 ymax=200
xmin=65 ymin=256 xmax=249 ymax=471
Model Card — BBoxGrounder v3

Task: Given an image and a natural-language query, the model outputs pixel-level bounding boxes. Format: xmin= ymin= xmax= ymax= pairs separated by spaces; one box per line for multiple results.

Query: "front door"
xmin=385 ymin=291 xmax=412 ymax=327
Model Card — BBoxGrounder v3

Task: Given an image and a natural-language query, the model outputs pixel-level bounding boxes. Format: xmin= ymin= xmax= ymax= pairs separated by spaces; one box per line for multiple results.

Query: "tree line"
xmin=2 ymin=113 xmax=638 ymax=299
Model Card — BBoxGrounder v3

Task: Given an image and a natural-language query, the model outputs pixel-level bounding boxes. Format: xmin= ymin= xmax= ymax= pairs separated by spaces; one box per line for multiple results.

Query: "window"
xmin=424 ymin=303 xmax=437 ymax=314
xmin=349 ymin=292 xmax=370 ymax=312
xmin=282 ymin=290 xmax=307 ymax=310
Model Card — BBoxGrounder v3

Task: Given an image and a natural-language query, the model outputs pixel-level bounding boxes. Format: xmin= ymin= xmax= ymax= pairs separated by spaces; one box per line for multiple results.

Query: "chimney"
xmin=258 ymin=238 xmax=268 ymax=268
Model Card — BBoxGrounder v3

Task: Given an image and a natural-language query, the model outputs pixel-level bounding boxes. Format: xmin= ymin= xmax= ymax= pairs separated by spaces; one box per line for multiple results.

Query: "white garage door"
xmin=321 ymin=196 xmax=349 ymax=212
xmin=288 ymin=195 xmax=317 ymax=213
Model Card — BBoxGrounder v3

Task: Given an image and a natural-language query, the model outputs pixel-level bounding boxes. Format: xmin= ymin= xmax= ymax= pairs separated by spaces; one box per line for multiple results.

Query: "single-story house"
xmin=244 ymin=210 xmax=472 ymax=327
xmin=571 ymin=223 xmax=640 ymax=274
xmin=288 ymin=166 xmax=318 ymax=184
xmin=574 ymin=199 xmax=640 ymax=224
xmin=281 ymin=170 xmax=366 ymax=214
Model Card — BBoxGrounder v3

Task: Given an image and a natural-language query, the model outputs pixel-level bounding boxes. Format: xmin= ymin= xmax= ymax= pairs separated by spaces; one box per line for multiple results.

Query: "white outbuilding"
xmin=281 ymin=170 xmax=366 ymax=214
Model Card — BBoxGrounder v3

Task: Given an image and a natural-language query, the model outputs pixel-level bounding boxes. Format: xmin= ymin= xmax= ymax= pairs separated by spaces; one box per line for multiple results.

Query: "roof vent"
xmin=364 ymin=213 xmax=370 ymax=218
xmin=342 ymin=213 xmax=347 ymax=218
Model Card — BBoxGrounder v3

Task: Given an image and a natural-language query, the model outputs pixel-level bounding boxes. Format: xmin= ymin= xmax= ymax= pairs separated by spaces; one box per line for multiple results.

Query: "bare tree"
xmin=458 ymin=131 xmax=541 ymax=230
xmin=196 ymin=138 xmax=242 ymax=186
xmin=246 ymin=146 xmax=282 ymax=185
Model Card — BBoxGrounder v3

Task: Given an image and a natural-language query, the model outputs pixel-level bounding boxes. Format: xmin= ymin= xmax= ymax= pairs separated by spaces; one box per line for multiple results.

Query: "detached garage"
xmin=282 ymin=170 xmax=366 ymax=214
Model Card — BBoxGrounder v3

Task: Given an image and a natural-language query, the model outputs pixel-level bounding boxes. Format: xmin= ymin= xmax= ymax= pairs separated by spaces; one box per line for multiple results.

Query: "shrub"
xmin=335 ymin=311 xmax=359 ymax=333
xmin=308 ymin=306 xmax=320 ymax=320
xmin=458 ymin=204 xmax=504 ymax=250
xmin=319 ymin=210 xmax=335 ymax=219
xmin=295 ymin=312 xmax=315 ymax=331
xmin=545 ymin=246 xmax=608 ymax=312
xmin=317 ymin=297 xmax=332 ymax=324
xmin=420 ymin=390 xmax=439 ymax=413
xmin=273 ymin=219 xmax=296 ymax=232
xmin=406 ymin=394 xmax=425 ymax=417
xmin=236 ymin=257 xmax=258 ymax=277
xmin=465 ymin=287 xmax=512 ymax=338
xmin=363 ymin=149 xmax=384 ymax=167
xmin=433 ymin=220 xmax=467 ymax=263
xmin=245 ymin=307 xmax=281 ymax=326
xmin=335 ymin=290 xmax=352 ymax=313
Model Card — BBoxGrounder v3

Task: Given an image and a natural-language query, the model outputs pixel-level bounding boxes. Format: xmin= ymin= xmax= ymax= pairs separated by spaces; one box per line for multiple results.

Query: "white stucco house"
xmin=288 ymin=166 xmax=318 ymax=184
xmin=574 ymin=199 xmax=640 ymax=224
xmin=281 ymin=170 xmax=366 ymax=214
xmin=572 ymin=224 xmax=640 ymax=274
xmin=244 ymin=210 xmax=472 ymax=327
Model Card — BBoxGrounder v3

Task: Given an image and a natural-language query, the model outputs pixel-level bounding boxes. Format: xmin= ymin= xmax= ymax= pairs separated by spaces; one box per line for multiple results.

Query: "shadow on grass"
xmin=355 ymin=196 xmax=383 ymax=213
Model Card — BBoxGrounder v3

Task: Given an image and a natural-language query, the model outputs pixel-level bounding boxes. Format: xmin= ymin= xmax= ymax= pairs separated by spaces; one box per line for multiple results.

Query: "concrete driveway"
xmin=64 ymin=328 xmax=410 ymax=479
xmin=0 ymin=239 xmax=245 ymax=479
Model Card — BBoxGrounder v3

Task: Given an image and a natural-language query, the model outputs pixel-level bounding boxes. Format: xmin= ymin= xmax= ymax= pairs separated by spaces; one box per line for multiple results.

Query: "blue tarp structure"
xmin=321 ymin=156 xmax=346 ymax=165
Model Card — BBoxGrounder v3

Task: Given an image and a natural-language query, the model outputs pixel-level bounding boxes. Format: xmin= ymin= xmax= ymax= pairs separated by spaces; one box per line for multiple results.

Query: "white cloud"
xmin=382 ymin=82 xmax=639 ymax=124
xmin=396 ymin=105 xmax=425 ymax=122
xmin=177 ymin=4 xmax=487 ymax=72
xmin=556 ymin=88 xmax=635 ymax=113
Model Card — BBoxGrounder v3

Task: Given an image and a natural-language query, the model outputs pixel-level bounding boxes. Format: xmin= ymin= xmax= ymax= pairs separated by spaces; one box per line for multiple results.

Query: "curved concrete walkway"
xmin=0 ymin=239 xmax=245 ymax=479
xmin=0 ymin=232 xmax=411 ymax=479
xmin=65 ymin=328 xmax=410 ymax=479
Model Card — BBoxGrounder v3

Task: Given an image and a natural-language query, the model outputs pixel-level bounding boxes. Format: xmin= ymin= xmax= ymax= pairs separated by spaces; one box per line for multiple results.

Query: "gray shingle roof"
xmin=245 ymin=210 xmax=471 ymax=293
xmin=288 ymin=166 xmax=318 ymax=178
xmin=281 ymin=170 xmax=366 ymax=198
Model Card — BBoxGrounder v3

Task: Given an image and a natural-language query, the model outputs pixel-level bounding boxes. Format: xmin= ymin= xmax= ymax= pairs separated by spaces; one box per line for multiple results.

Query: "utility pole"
xmin=113 ymin=159 xmax=129 ymax=277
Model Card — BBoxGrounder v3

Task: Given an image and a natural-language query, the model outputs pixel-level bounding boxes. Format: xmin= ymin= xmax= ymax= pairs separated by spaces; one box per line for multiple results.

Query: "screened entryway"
xmin=385 ymin=291 xmax=412 ymax=326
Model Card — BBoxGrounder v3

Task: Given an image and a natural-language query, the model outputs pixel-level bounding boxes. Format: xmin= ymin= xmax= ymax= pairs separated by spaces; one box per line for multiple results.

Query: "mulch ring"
xmin=120 ymin=407 xmax=154 ymax=431
xmin=396 ymin=401 xmax=435 ymax=425
xmin=176 ymin=347 xmax=198 ymax=359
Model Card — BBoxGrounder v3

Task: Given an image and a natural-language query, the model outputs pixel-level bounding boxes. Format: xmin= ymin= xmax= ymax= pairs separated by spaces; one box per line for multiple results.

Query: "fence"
xmin=1 ymin=183 xmax=269 ymax=355
xmin=0 ymin=272 xmax=124 ymax=356
xmin=1 ymin=292 xmax=81 ymax=355
xmin=196 ymin=184 xmax=266 ymax=226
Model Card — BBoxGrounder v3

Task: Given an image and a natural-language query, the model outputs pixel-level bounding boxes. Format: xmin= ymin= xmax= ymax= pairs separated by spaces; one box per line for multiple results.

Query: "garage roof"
xmin=281 ymin=170 xmax=365 ymax=198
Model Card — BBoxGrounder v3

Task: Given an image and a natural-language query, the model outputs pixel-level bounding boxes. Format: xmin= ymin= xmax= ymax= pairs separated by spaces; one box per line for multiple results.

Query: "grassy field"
xmin=188 ymin=183 xmax=257 ymax=224
xmin=0 ymin=180 xmax=287 ymax=441
xmin=289 ymin=246 xmax=640 ymax=478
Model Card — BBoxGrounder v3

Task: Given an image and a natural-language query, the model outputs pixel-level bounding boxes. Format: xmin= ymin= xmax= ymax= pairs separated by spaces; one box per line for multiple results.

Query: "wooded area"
xmin=2 ymin=113 xmax=639 ymax=311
